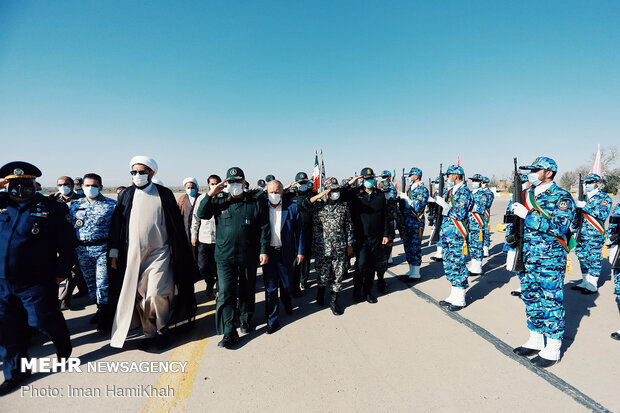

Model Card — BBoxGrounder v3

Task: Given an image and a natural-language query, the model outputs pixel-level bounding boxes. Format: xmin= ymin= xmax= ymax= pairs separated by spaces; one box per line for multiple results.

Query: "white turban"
xmin=129 ymin=156 xmax=158 ymax=175
xmin=183 ymin=177 xmax=198 ymax=187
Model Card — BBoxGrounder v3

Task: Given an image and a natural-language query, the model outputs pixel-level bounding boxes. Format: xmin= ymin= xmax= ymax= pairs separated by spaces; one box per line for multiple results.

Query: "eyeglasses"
xmin=130 ymin=170 xmax=149 ymax=176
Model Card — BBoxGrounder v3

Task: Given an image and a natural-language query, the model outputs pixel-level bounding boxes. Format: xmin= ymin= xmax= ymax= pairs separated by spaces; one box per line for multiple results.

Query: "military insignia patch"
xmin=75 ymin=219 xmax=84 ymax=228
xmin=459 ymin=200 xmax=466 ymax=206
xmin=602 ymin=200 xmax=609 ymax=206
xmin=230 ymin=168 xmax=237 ymax=175
xmin=557 ymin=200 xmax=568 ymax=211
xmin=14 ymin=168 xmax=24 ymax=176
xmin=31 ymin=224 xmax=39 ymax=235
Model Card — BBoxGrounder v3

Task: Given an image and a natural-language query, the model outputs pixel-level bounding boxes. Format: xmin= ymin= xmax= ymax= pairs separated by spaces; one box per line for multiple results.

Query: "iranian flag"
xmin=311 ymin=151 xmax=320 ymax=191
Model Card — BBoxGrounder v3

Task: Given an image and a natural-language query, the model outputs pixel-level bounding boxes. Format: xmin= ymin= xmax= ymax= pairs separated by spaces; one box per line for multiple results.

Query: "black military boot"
xmin=316 ymin=286 xmax=326 ymax=306
xmin=330 ymin=291 xmax=343 ymax=316
xmin=97 ymin=303 xmax=111 ymax=332
xmin=89 ymin=304 xmax=101 ymax=325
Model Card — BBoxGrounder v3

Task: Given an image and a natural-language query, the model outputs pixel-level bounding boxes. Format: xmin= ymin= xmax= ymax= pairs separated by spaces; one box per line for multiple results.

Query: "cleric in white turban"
xmin=108 ymin=156 xmax=196 ymax=350
xmin=178 ymin=177 xmax=200 ymax=260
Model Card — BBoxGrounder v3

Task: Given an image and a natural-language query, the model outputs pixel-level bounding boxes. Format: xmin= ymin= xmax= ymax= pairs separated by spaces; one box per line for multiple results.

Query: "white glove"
xmin=435 ymin=196 xmax=449 ymax=210
xmin=428 ymin=196 xmax=435 ymax=203
xmin=398 ymin=192 xmax=409 ymax=200
xmin=575 ymin=200 xmax=586 ymax=208
xmin=511 ymin=202 xmax=528 ymax=219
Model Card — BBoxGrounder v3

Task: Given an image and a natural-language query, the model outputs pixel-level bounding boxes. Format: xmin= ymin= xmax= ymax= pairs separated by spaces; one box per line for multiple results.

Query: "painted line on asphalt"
xmin=140 ymin=301 xmax=215 ymax=413
xmin=386 ymin=270 xmax=612 ymax=413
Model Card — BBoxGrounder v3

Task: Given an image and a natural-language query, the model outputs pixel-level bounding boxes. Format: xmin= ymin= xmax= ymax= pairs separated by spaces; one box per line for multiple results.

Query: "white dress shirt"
xmin=269 ymin=203 xmax=282 ymax=248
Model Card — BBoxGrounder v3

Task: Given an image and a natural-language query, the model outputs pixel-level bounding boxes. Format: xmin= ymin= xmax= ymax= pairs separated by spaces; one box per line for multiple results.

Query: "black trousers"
xmin=353 ymin=238 xmax=383 ymax=295
xmin=197 ymin=242 xmax=217 ymax=293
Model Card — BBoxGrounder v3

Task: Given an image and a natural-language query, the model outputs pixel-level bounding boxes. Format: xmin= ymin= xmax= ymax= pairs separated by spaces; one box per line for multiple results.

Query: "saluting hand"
xmin=208 ymin=181 xmax=226 ymax=197
xmin=348 ymin=176 xmax=362 ymax=186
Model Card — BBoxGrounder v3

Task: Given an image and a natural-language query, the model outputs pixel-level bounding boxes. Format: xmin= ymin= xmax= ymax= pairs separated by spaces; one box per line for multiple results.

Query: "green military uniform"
xmin=196 ymin=167 xmax=270 ymax=343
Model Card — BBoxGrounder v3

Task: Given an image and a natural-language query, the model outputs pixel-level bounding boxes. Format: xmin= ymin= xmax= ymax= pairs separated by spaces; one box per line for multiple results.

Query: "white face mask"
xmin=329 ymin=192 xmax=340 ymax=200
xmin=58 ymin=185 xmax=72 ymax=196
xmin=527 ymin=172 xmax=541 ymax=186
xmin=132 ymin=174 xmax=150 ymax=187
xmin=472 ymin=182 xmax=481 ymax=189
xmin=268 ymin=193 xmax=281 ymax=204
xmin=83 ymin=186 xmax=100 ymax=199
xmin=228 ymin=183 xmax=244 ymax=196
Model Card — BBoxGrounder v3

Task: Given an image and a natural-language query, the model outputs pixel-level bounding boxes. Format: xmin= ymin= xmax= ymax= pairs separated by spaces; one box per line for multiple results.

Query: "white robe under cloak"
xmin=111 ymin=183 xmax=175 ymax=348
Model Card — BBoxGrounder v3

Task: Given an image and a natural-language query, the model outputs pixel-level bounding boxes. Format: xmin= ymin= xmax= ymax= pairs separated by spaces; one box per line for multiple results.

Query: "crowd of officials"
xmin=1 ymin=155 xmax=619 ymax=395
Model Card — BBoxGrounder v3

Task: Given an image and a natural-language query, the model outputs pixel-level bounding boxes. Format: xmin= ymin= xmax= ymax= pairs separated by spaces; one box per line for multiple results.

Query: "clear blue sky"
xmin=1 ymin=1 xmax=619 ymax=187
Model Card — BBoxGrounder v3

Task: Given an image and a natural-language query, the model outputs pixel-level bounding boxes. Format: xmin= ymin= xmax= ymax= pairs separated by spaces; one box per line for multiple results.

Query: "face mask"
xmin=228 ymin=183 xmax=244 ymax=196
xmin=186 ymin=188 xmax=197 ymax=197
xmin=363 ymin=179 xmax=374 ymax=189
xmin=527 ymin=172 xmax=541 ymax=186
xmin=132 ymin=174 xmax=150 ymax=187
xmin=434 ymin=183 xmax=440 ymax=190
xmin=84 ymin=186 xmax=100 ymax=199
xmin=209 ymin=184 xmax=217 ymax=191
xmin=585 ymin=183 xmax=596 ymax=192
xmin=385 ymin=192 xmax=394 ymax=200
xmin=58 ymin=185 xmax=72 ymax=196
xmin=9 ymin=179 xmax=36 ymax=199
xmin=299 ymin=184 xmax=308 ymax=192
xmin=406 ymin=177 xmax=413 ymax=185
xmin=472 ymin=182 xmax=481 ymax=189
xmin=330 ymin=192 xmax=341 ymax=200
xmin=446 ymin=179 xmax=455 ymax=188
xmin=268 ymin=193 xmax=281 ymax=204
xmin=75 ymin=189 xmax=84 ymax=195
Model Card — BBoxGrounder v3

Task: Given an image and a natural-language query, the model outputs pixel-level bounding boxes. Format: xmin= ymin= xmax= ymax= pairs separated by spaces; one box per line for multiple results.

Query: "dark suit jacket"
xmin=264 ymin=198 xmax=305 ymax=267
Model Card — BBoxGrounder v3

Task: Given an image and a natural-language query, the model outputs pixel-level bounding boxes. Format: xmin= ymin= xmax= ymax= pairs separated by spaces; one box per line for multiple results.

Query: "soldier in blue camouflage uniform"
xmin=303 ymin=177 xmax=354 ymax=316
xmin=608 ymin=200 xmax=620 ymax=340
xmin=570 ymin=173 xmax=612 ymax=294
xmin=434 ymin=165 xmax=473 ymax=311
xmin=481 ymin=176 xmax=494 ymax=257
xmin=467 ymin=174 xmax=491 ymax=276
xmin=398 ymin=167 xmax=429 ymax=282
xmin=377 ymin=180 xmax=405 ymax=292
xmin=503 ymin=174 xmax=531 ymax=297
xmin=69 ymin=173 xmax=116 ymax=330
xmin=510 ymin=157 xmax=576 ymax=368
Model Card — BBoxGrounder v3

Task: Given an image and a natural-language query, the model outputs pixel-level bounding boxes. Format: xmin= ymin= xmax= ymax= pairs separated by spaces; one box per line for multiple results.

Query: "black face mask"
xmin=8 ymin=179 xmax=36 ymax=200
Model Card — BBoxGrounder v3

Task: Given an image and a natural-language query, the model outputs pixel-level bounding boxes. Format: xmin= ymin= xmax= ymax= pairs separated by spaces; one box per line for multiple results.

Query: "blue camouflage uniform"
xmin=519 ymin=157 xmax=576 ymax=340
xmin=439 ymin=166 xmax=474 ymax=288
xmin=69 ymin=194 xmax=116 ymax=304
xmin=468 ymin=174 xmax=491 ymax=261
xmin=481 ymin=176 xmax=494 ymax=249
xmin=607 ymin=201 xmax=620 ymax=301
xmin=572 ymin=174 xmax=612 ymax=284
xmin=402 ymin=168 xmax=429 ymax=266
xmin=0 ymin=162 xmax=74 ymax=384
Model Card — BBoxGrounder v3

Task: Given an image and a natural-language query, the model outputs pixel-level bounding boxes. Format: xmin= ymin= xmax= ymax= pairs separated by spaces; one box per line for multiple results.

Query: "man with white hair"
xmin=108 ymin=156 xmax=196 ymax=350
xmin=178 ymin=177 xmax=200 ymax=260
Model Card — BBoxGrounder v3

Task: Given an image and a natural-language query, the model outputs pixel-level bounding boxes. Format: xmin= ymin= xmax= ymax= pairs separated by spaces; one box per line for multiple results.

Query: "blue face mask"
xmin=299 ymin=184 xmax=308 ymax=192
xmin=585 ymin=183 xmax=596 ymax=192
xmin=186 ymin=188 xmax=198 ymax=197
xmin=472 ymin=182 xmax=481 ymax=189
xmin=363 ymin=179 xmax=374 ymax=189
xmin=527 ymin=172 xmax=541 ymax=186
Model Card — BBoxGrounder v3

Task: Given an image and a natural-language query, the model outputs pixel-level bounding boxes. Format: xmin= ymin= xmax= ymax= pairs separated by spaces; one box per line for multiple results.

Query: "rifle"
xmin=574 ymin=174 xmax=584 ymax=243
xmin=428 ymin=164 xmax=444 ymax=245
xmin=427 ymin=178 xmax=436 ymax=226
xmin=504 ymin=158 xmax=525 ymax=272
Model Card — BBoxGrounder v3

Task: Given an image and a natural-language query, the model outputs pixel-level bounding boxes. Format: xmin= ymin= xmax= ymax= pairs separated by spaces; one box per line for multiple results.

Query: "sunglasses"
xmin=130 ymin=170 xmax=150 ymax=176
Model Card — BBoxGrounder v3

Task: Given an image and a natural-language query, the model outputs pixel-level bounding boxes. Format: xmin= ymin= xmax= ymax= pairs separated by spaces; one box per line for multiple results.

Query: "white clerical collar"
xmin=534 ymin=181 xmax=553 ymax=196
xmin=587 ymin=188 xmax=599 ymax=198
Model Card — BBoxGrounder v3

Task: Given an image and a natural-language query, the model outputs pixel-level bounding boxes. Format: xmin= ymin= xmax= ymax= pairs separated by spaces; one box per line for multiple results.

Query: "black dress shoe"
xmin=611 ymin=332 xmax=620 ymax=341
xmin=59 ymin=300 xmax=71 ymax=311
xmin=240 ymin=322 xmax=252 ymax=334
xmin=217 ymin=332 xmax=239 ymax=349
xmin=510 ymin=290 xmax=522 ymax=297
xmin=73 ymin=289 xmax=88 ymax=298
xmin=0 ymin=370 xmax=32 ymax=396
xmin=365 ymin=294 xmax=377 ymax=304
xmin=447 ymin=304 xmax=464 ymax=311
xmin=137 ymin=337 xmax=157 ymax=351
xmin=266 ymin=323 xmax=280 ymax=334
xmin=405 ymin=277 xmax=420 ymax=284
xmin=513 ymin=346 xmax=540 ymax=357
xmin=531 ymin=355 xmax=558 ymax=368
xmin=438 ymin=300 xmax=451 ymax=307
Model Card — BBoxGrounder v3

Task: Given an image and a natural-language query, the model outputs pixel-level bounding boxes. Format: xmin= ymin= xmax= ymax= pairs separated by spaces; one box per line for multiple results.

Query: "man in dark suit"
xmin=262 ymin=180 xmax=305 ymax=334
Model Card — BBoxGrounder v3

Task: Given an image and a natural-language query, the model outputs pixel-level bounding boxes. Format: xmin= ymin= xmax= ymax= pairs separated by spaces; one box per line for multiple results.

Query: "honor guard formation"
xmin=1 ymin=155 xmax=619 ymax=395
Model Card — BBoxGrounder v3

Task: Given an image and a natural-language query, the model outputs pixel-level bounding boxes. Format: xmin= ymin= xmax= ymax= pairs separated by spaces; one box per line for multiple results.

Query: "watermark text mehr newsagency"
xmin=21 ymin=358 xmax=188 ymax=373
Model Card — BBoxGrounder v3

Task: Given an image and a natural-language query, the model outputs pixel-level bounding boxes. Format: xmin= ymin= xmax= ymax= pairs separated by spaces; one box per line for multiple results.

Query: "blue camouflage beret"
xmin=408 ymin=167 xmax=423 ymax=177
xmin=469 ymin=173 xmax=484 ymax=181
xmin=520 ymin=156 xmax=557 ymax=172
xmin=482 ymin=176 xmax=490 ymax=183
xmin=446 ymin=165 xmax=464 ymax=175
xmin=584 ymin=173 xmax=601 ymax=183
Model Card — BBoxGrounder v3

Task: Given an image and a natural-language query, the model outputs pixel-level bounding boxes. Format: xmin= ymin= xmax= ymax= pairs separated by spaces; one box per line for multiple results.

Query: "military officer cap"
xmin=1 ymin=161 xmax=42 ymax=180
xmin=257 ymin=179 xmax=266 ymax=187
xmin=584 ymin=173 xmax=601 ymax=183
xmin=265 ymin=174 xmax=275 ymax=182
xmin=360 ymin=167 xmax=375 ymax=179
xmin=408 ymin=167 xmax=423 ymax=177
xmin=520 ymin=156 xmax=558 ymax=172
xmin=226 ymin=167 xmax=245 ymax=181
xmin=74 ymin=177 xmax=83 ymax=185
xmin=446 ymin=165 xmax=464 ymax=176
xmin=379 ymin=170 xmax=392 ymax=178
xmin=469 ymin=173 xmax=484 ymax=182
xmin=295 ymin=172 xmax=309 ymax=183
xmin=431 ymin=176 xmax=440 ymax=184
xmin=482 ymin=176 xmax=490 ymax=183
xmin=377 ymin=180 xmax=392 ymax=192
xmin=325 ymin=177 xmax=340 ymax=190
